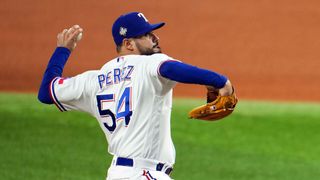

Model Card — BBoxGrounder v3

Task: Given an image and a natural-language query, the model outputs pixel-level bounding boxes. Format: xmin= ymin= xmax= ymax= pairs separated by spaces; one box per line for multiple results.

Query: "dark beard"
xmin=136 ymin=42 xmax=161 ymax=55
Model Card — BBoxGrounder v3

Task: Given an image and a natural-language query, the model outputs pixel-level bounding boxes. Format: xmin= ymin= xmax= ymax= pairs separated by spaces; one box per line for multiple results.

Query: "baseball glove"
xmin=188 ymin=87 xmax=238 ymax=121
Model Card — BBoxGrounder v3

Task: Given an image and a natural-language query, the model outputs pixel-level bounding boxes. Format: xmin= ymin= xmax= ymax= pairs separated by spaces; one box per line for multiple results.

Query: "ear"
xmin=123 ymin=39 xmax=135 ymax=51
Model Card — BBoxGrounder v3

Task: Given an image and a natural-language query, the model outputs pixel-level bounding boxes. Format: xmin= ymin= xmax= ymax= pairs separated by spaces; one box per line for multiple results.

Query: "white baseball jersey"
xmin=49 ymin=54 xmax=177 ymax=165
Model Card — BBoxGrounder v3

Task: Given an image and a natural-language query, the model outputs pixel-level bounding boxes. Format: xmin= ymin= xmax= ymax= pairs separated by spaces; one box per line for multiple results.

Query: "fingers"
xmin=57 ymin=29 xmax=68 ymax=47
xmin=71 ymin=28 xmax=83 ymax=42
xmin=56 ymin=25 xmax=83 ymax=51
xmin=57 ymin=29 xmax=67 ymax=39
xmin=66 ymin=25 xmax=83 ymax=42
xmin=219 ymin=80 xmax=233 ymax=96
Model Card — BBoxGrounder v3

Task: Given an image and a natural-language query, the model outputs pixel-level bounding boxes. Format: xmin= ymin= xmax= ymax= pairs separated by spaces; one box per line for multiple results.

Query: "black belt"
xmin=116 ymin=157 xmax=173 ymax=175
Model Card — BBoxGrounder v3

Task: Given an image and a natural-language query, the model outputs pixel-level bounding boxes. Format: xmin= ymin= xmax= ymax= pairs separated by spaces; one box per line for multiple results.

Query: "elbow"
xmin=37 ymin=95 xmax=49 ymax=104
xmin=37 ymin=89 xmax=53 ymax=104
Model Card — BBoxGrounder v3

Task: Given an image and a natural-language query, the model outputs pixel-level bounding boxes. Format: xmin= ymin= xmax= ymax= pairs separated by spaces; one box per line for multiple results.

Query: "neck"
xmin=118 ymin=45 xmax=141 ymax=56
xmin=118 ymin=51 xmax=140 ymax=56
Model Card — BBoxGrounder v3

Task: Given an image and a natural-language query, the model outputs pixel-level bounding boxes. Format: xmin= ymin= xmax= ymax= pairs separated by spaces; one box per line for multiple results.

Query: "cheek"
xmin=143 ymin=38 xmax=154 ymax=46
xmin=135 ymin=39 xmax=153 ymax=50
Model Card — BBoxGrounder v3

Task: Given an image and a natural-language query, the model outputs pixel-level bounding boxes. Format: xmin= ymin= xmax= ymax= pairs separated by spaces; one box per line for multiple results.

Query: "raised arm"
xmin=38 ymin=25 xmax=83 ymax=104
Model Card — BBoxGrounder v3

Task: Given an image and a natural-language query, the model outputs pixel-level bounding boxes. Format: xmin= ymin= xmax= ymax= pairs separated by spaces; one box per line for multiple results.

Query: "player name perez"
xmin=97 ymin=65 xmax=134 ymax=88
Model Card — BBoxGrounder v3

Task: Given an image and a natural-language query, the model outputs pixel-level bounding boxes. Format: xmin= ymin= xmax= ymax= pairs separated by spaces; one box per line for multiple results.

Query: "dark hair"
xmin=116 ymin=44 xmax=121 ymax=53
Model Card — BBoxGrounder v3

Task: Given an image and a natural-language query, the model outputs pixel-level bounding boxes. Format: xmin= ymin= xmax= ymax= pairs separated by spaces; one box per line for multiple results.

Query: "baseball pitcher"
xmin=38 ymin=12 xmax=237 ymax=180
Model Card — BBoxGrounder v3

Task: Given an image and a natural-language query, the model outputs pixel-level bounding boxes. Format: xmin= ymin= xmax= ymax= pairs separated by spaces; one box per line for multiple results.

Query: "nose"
xmin=150 ymin=32 xmax=159 ymax=42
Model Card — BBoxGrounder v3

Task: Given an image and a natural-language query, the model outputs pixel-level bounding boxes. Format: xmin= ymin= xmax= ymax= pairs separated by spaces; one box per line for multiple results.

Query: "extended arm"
xmin=159 ymin=61 xmax=233 ymax=95
xmin=159 ymin=61 xmax=238 ymax=121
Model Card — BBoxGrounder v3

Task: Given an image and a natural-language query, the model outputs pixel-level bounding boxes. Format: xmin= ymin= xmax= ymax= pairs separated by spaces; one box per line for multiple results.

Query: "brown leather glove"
xmin=188 ymin=87 xmax=238 ymax=121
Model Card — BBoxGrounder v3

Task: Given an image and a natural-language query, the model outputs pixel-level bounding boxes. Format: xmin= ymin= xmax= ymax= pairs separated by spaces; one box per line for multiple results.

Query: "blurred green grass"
xmin=0 ymin=92 xmax=320 ymax=180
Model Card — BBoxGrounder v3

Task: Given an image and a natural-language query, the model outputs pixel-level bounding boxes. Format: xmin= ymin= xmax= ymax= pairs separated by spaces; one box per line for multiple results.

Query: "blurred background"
xmin=1 ymin=1 xmax=320 ymax=180
xmin=1 ymin=0 xmax=320 ymax=102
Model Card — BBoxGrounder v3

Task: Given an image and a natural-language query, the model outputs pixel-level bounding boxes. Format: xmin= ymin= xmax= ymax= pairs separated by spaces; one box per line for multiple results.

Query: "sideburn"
xmin=134 ymin=40 xmax=156 ymax=56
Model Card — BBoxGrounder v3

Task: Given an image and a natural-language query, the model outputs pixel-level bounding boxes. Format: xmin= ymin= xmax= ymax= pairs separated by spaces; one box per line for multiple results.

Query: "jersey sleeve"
xmin=49 ymin=71 xmax=98 ymax=113
xmin=141 ymin=54 xmax=180 ymax=95
xmin=145 ymin=54 xmax=180 ymax=82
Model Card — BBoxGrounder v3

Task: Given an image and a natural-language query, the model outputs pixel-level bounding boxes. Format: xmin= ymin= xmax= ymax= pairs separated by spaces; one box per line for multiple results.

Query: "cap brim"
xmin=150 ymin=22 xmax=165 ymax=31
xmin=130 ymin=22 xmax=165 ymax=38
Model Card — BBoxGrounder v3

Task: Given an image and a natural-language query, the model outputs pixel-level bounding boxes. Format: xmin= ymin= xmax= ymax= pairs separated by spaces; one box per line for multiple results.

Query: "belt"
xmin=115 ymin=157 xmax=173 ymax=176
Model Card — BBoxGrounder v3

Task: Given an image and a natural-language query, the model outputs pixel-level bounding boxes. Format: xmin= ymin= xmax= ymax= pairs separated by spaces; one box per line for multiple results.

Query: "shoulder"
xmin=71 ymin=70 xmax=101 ymax=82
xmin=100 ymin=57 xmax=119 ymax=70
xmin=142 ymin=54 xmax=182 ymax=69
xmin=141 ymin=53 xmax=177 ymax=65
xmin=80 ymin=70 xmax=100 ymax=76
xmin=75 ymin=70 xmax=102 ymax=90
xmin=149 ymin=53 xmax=173 ymax=60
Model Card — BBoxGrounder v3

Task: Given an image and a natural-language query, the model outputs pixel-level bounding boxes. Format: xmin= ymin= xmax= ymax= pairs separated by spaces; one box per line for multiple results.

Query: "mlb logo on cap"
xmin=112 ymin=12 xmax=165 ymax=45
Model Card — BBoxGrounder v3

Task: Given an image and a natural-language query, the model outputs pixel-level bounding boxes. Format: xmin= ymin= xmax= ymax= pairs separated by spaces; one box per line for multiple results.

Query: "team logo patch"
xmin=138 ymin=13 xmax=148 ymax=22
xmin=58 ymin=78 xmax=65 ymax=84
xmin=58 ymin=77 xmax=69 ymax=85
xmin=119 ymin=27 xmax=127 ymax=36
